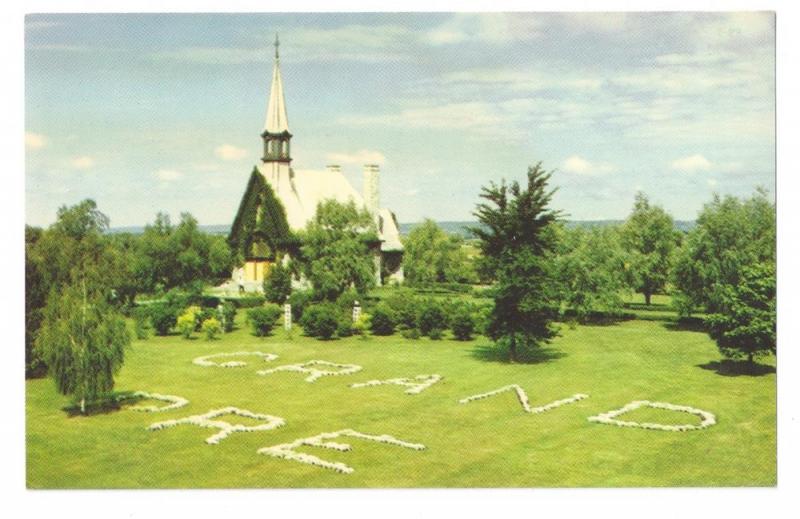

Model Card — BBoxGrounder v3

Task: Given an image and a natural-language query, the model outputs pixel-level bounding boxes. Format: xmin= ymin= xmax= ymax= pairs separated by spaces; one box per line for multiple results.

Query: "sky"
xmin=24 ymin=12 xmax=775 ymax=227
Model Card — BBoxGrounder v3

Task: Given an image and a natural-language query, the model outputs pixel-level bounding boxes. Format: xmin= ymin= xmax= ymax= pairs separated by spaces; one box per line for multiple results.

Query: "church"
xmin=227 ymin=37 xmax=404 ymax=292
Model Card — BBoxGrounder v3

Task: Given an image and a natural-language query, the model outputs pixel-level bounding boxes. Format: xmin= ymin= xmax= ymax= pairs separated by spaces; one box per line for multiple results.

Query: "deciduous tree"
xmin=35 ymin=280 xmax=131 ymax=413
xmin=620 ymin=192 xmax=678 ymax=305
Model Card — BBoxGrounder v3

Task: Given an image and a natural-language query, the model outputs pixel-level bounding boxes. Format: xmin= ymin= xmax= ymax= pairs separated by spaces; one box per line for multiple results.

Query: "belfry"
xmin=228 ymin=36 xmax=404 ymax=291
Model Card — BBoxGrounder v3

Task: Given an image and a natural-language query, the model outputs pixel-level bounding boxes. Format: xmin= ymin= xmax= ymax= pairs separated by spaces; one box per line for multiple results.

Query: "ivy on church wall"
xmin=228 ymin=168 xmax=296 ymax=262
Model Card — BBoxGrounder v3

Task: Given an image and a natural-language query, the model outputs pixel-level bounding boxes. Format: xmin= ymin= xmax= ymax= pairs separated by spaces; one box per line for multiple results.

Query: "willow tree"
xmin=471 ymin=163 xmax=562 ymax=362
xmin=35 ymin=280 xmax=130 ymax=414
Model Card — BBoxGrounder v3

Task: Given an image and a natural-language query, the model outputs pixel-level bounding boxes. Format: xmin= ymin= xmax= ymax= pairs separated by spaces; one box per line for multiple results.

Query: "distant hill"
xmin=109 ymin=220 xmax=696 ymax=237
xmin=397 ymin=220 xmax=696 ymax=238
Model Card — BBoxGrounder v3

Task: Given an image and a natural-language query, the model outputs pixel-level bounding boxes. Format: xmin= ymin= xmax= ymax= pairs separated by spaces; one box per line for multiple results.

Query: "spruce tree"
xmin=471 ymin=163 xmax=562 ymax=362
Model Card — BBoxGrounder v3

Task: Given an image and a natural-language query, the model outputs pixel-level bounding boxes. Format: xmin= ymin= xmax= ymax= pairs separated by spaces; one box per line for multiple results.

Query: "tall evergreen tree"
xmin=471 ymin=163 xmax=562 ymax=362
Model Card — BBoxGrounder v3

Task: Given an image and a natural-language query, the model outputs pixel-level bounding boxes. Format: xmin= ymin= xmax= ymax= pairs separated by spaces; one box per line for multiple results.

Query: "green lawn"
xmin=26 ymin=314 xmax=776 ymax=488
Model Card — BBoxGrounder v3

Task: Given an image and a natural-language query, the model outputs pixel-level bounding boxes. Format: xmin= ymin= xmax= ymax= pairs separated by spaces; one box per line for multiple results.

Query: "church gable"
xmin=228 ymin=168 xmax=294 ymax=261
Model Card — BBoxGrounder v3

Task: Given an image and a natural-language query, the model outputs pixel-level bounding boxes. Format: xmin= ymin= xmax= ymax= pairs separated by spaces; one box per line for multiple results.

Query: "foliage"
xmin=34 ymin=280 xmax=131 ymax=413
xmin=176 ymin=308 xmax=198 ymax=339
xmin=300 ymin=303 xmax=340 ymax=340
xmin=672 ymin=190 xmax=775 ymax=317
xmin=298 ymin=200 xmax=378 ymax=301
xmin=402 ymin=219 xmax=478 ymax=285
xmin=705 ymin=262 xmax=776 ymax=364
xmin=351 ymin=314 xmax=369 ymax=338
xmin=336 ymin=318 xmax=354 ymax=338
xmin=470 ymin=163 xmax=562 ymax=361
xmin=132 ymin=307 xmax=152 ymax=340
xmin=288 ymin=289 xmax=315 ymax=321
xmin=553 ymin=225 xmax=628 ymax=321
xmin=228 ymin=168 xmax=295 ymax=262
xmin=383 ymin=288 xmax=419 ymax=329
xmin=417 ymin=299 xmax=446 ymax=337
xmin=220 ymin=302 xmax=237 ymax=332
xmin=370 ymin=303 xmax=396 ymax=336
xmin=25 ymin=200 xmax=133 ymax=376
xmin=134 ymin=212 xmax=234 ymax=293
xmin=450 ymin=305 xmax=476 ymax=341
xmin=263 ymin=261 xmax=293 ymax=304
xmin=234 ymin=294 xmax=267 ymax=308
xmin=400 ymin=326 xmax=421 ymax=340
xmin=195 ymin=307 xmax=216 ymax=331
xmin=620 ymin=192 xmax=679 ymax=305
xmin=428 ymin=327 xmax=444 ymax=340
xmin=247 ymin=305 xmax=283 ymax=337
xmin=148 ymin=303 xmax=178 ymax=336
xmin=201 ymin=317 xmax=222 ymax=341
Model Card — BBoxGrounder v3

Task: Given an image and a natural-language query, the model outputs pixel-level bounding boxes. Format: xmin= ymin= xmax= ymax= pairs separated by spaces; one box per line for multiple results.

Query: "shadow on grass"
xmin=664 ymin=317 xmax=707 ymax=333
xmin=697 ymin=360 xmax=776 ymax=377
xmin=469 ymin=343 xmax=567 ymax=364
xmin=62 ymin=392 xmax=144 ymax=417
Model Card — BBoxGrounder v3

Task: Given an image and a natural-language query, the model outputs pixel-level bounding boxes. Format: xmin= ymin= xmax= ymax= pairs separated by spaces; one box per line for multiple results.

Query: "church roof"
xmin=256 ymin=164 xmax=404 ymax=252
xmin=263 ymin=37 xmax=289 ymax=134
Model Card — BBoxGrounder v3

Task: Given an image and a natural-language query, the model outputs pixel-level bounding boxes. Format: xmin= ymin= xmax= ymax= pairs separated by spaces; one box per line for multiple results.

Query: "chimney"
xmin=326 ymin=164 xmax=341 ymax=174
xmin=363 ymin=164 xmax=380 ymax=218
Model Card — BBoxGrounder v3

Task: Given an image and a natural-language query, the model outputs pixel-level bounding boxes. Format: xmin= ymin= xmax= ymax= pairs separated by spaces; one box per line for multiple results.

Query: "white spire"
xmin=264 ymin=34 xmax=289 ymax=134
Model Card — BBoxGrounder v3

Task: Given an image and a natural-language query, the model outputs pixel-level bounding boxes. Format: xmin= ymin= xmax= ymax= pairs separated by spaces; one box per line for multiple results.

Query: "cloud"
xmin=671 ymin=154 xmax=712 ymax=173
xmin=25 ymin=20 xmax=62 ymax=31
xmin=25 ymin=132 xmax=47 ymax=150
xmin=425 ymin=13 xmax=543 ymax=46
xmin=71 ymin=156 xmax=95 ymax=170
xmin=561 ymin=156 xmax=615 ymax=176
xmin=154 ymin=24 xmax=416 ymax=65
xmin=153 ymin=169 xmax=183 ymax=182
xmin=214 ymin=144 xmax=248 ymax=161
xmin=325 ymin=149 xmax=386 ymax=166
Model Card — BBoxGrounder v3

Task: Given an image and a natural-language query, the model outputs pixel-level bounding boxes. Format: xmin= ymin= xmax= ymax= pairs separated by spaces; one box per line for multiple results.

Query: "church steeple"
xmin=261 ymin=34 xmax=291 ymax=163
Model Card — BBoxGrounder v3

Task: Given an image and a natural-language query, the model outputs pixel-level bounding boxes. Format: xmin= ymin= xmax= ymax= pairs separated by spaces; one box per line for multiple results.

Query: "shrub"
xmin=473 ymin=303 xmax=493 ymax=336
xmin=201 ymin=317 xmax=222 ymax=340
xmin=417 ymin=299 xmax=446 ymax=336
xmin=288 ymin=289 xmax=315 ymax=321
xmin=195 ymin=307 xmax=216 ymax=331
xmin=220 ymin=302 xmax=236 ymax=332
xmin=300 ymin=303 xmax=339 ymax=340
xmin=176 ymin=312 xmax=196 ymax=339
xmin=352 ymin=314 xmax=369 ymax=339
xmin=429 ymin=327 xmax=444 ymax=340
xmin=370 ymin=303 xmax=395 ymax=336
xmin=450 ymin=305 xmax=475 ymax=341
xmin=336 ymin=317 xmax=353 ymax=338
xmin=149 ymin=303 xmax=177 ymax=336
xmin=401 ymin=327 xmax=421 ymax=340
xmin=264 ymin=262 xmax=292 ymax=304
xmin=384 ymin=289 xmax=419 ymax=329
xmin=235 ymin=295 xmax=267 ymax=308
xmin=247 ymin=304 xmax=282 ymax=337
xmin=132 ymin=307 xmax=152 ymax=340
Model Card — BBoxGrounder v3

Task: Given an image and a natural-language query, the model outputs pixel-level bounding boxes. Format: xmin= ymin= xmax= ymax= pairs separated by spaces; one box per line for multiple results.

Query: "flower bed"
xmin=459 ymin=384 xmax=589 ymax=414
xmin=257 ymin=429 xmax=426 ymax=474
xmin=256 ymin=360 xmax=362 ymax=383
xmin=193 ymin=351 xmax=278 ymax=368
xmin=127 ymin=391 xmax=189 ymax=413
xmin=587 ymin=400 xmax=717 ymax=432
xmin=350 ymin=374 xmax=443 ymax=395
xmin=148 ymin=406 xmax=286 ymax=444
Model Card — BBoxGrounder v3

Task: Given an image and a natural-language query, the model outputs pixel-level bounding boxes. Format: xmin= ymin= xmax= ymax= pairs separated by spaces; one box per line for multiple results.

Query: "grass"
xmin=26 ymin=312 xmax=775 ymax=488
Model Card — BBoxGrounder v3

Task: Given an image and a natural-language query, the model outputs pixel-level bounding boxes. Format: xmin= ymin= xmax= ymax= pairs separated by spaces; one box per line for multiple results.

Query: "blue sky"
xmin=25 ymin=12 xmax=775 ymax=227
